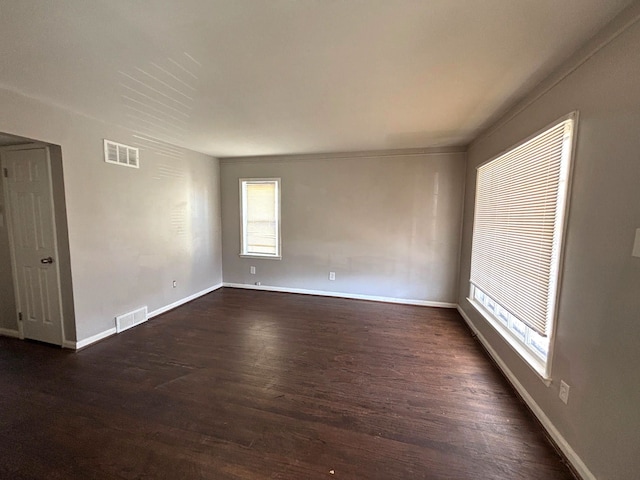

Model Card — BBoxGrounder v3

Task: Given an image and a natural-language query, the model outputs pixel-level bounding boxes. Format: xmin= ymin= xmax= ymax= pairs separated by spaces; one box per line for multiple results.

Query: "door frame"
xmin=1 ymin=143 xmax=66 ymax=345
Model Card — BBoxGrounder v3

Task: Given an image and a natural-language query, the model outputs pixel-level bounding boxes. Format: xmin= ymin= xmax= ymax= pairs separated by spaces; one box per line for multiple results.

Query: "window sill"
xmin=239 ymin=254 xmax=282 ymax=260
xmin=467 ymin=297 xmax=552 ymax=386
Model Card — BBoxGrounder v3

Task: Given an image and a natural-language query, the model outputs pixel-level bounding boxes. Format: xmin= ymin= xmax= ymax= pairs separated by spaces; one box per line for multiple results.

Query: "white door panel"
xmin=2 ymin=147 xmax=63 ymax=345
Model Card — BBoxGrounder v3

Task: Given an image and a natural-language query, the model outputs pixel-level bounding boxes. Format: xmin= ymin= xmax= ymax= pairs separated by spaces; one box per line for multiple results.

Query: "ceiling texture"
xmin=0 ymin=0 xmax=633 ymax=157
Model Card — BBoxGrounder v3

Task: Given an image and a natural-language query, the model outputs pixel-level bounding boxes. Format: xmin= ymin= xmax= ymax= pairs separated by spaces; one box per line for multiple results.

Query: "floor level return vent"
xmin=115 ymin=306 xmax=148 ymax=333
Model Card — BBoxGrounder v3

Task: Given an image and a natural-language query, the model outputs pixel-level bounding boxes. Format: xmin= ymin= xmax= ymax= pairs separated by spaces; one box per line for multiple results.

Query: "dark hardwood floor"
xmin=0 ymin=288 xmax=574 ymax=479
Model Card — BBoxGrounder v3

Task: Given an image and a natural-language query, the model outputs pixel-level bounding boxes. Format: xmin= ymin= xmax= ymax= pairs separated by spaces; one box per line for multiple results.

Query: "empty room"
xmin=0 ymin=1 xmax=639 ymax=479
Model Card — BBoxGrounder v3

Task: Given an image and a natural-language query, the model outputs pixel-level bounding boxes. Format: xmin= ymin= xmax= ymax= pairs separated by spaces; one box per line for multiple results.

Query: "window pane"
xmin=495 ymin=305 xmax=509 ymax=326
xmin=246 ymin=183 xmax=276 ymax=254
xmin=509 ymin=316 xmax=527 ymax=342
xmin=241 ymin=179 xmax=280 ymax=257
xmin=528 ymin=329 xmax=550 ymax=359
xmin=474 ymin=287 xmax=485 ymax=304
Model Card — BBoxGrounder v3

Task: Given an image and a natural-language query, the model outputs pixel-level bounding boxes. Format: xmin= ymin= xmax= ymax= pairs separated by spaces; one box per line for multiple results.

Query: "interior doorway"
xmin=0 ymin=133 xmax=75 ymax=346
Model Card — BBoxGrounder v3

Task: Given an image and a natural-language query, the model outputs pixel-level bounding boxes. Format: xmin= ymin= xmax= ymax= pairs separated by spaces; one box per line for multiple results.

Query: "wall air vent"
xmin=104 ymin=139 xmax=139 ymax=168
xmin=115 ymin=306 xmax=148 ymax=333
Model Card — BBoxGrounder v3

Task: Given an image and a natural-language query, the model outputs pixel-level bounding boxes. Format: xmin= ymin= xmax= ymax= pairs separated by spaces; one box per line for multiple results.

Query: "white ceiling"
xmin=0 ymin=0 xmax=632 ymax=157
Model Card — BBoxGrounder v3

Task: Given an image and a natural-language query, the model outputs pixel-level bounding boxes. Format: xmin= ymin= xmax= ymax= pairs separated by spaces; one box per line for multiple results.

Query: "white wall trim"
xmin=0 ymin=327 xmax=21 ymax=339
xmin=66 ymin=283 xmax=224 ymax=350
xmin=456 ymin=305 xmax=595 ymax=480
xmin=66 ymin=327 xmax=117 ymax=350
xmin=223 ymin=282 xmax=456 ymax=308
xmin=220 ymin=146 xmax=466 ymax=163
xmin=147 ymin=283 xmax=223 ymax=319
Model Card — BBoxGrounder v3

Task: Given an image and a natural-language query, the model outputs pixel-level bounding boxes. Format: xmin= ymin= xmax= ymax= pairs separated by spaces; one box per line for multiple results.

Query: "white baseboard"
xmin=456 ymin=306 xmax=595 ymax=480
xmin=223 ymin=282 xmax=456 ymax=308
xmin=0 ymin=327 xmax=21 ymax=339
xmin=69 ymin=327 xmax=118 ymax=350
xmin=148 ymin=283 xmax=223 ymax=318
xmin=68 ymin=283 xmax=224 ymax=351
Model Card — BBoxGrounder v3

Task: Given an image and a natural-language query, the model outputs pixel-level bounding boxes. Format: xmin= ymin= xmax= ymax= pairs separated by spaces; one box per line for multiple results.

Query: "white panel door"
xmin=2 ymin=147 xmax=63 ymax=345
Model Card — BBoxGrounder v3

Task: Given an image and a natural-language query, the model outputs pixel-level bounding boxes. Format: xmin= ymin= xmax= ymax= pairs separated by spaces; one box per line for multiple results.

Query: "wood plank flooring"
xmin=0 ymin=288 xmax=574 ymax=479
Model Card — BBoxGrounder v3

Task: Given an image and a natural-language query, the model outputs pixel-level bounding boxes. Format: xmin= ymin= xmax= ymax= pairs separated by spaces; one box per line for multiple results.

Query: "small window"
xmin=468 ymin=113 xmax=576 ymax=379
xmin=240 ymin=178 xmax=281 ymax=259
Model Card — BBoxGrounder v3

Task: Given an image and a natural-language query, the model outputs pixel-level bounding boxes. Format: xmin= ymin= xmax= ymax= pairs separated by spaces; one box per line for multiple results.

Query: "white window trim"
xmin=468 ymin=288 xmax=550 ymax=383
xmin=468 ymin=112 xmax=578 ymax=383
xmin=239 ymin=178 xmax=282 ymax=260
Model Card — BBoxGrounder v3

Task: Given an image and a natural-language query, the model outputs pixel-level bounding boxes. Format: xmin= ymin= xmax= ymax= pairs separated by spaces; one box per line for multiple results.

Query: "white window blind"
xmin=240 ymin=179 xmax=280 ymax=257
xmin=470 ymin=116 xmax=574 ymax=337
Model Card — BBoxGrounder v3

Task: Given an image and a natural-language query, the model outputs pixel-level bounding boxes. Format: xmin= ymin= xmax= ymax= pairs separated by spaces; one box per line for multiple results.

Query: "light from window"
xmin=468 ymin=113 xmax=575 ymax=378
xmin=240 ymin=178 xmax=281 ymax=258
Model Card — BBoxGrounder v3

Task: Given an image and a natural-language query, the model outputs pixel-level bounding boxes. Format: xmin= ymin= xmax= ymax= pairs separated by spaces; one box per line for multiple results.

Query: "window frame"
xmin=470 ymin=285 xmax=552 ymax=379
xmin=239 ymin=177 xmax=282 ymax=260
xmin=467 ymin=112 xmax=578 ymax=381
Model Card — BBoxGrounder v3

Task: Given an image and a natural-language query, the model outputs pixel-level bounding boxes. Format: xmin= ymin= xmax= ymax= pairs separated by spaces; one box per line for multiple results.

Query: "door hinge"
xmin=2 ymin=167 xmax=7 ymax=178
xmin=18 ymin=312 xmax=23 ymax=321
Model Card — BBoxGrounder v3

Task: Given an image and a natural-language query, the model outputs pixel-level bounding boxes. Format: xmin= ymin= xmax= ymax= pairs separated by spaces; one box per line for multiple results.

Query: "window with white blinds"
xmin=469 ymin=113 xmax=576 ymax=375
xmin=240 ymin=179 xmax=281 ymax=258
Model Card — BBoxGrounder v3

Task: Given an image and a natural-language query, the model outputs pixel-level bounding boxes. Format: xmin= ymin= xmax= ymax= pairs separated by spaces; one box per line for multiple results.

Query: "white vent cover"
xmin=115 ymin=306 xmax=148 ymax=333
xmin=104 ymin=139 xmax=139 ymax=168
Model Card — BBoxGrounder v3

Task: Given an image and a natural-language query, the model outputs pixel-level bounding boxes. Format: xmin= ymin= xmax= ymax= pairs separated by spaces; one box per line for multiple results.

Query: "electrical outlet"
xmin=250 ymin=266 xmax=256 ymax=274
xmin=329 ymin=272 xmax=336 ymax=281
xmin=172 ymin=280 xmax=177 ymax=288
xmin=559 ymin=380 xmax=570 ymax=404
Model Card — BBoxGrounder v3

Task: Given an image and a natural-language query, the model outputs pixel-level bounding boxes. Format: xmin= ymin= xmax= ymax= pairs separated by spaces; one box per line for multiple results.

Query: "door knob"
xmin=40 ymin=257 xmax=54 ymax=264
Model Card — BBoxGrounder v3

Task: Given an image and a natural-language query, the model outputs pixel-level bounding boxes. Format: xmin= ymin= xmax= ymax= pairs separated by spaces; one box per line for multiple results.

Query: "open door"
xmin=1 ymin=146 xmax=64 ymax=345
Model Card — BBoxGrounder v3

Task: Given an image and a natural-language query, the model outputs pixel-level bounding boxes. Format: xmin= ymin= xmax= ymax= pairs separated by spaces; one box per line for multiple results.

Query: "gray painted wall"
xmin=0 ymin=176 xmax=17 ymax=331
xmin=49 ymin=145 xmax=77 ymax=341
xmin=0 ymin=87 xmax=222 ymax=343
xmin=457 ymin=13 xmax=640 ymax=480
xmin=221 ymin=151 xmax=465 ymax=303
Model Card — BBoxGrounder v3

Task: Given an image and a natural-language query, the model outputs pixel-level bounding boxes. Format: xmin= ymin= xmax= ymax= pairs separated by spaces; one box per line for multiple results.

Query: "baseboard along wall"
xmin=0 ymin=328 xmax=20 ymax=339
xmin=147 ymin=283 xmax=224 ymax=318
xmin=456 ymin=306 xmax=595 ymax=480
xmin=66 ymin=283 xmax=224 ymax=350
xmin=222 ymin=282 xmax=457 ymax=308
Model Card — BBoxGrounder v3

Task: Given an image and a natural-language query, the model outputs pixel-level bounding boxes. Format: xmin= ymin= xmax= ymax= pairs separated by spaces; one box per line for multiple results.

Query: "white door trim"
xmin=1 ymin=144 xmax=66 ymax=346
